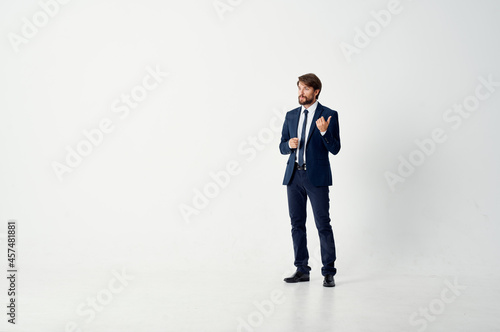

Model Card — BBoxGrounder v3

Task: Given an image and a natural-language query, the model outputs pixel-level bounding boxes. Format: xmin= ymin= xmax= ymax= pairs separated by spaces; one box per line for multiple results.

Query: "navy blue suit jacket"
xmin=279 ymin=102 xmax=341 ymax=186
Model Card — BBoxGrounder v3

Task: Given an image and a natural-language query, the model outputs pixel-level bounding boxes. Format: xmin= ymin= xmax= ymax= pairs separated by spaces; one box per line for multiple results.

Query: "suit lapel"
xmin=306 ymin=102 xmax=324 ymax=145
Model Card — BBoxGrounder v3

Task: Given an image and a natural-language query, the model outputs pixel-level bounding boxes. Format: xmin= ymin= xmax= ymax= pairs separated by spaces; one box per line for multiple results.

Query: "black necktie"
xmin=298 ymin=109 xmax=308 ymax=166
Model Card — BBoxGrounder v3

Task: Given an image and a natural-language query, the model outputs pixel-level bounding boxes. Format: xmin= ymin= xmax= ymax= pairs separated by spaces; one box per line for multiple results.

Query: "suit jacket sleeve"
xmin=321 ymin=111 xmax=341 ymax=155
xmin=279 ymin=113 xmax=293 ymax=155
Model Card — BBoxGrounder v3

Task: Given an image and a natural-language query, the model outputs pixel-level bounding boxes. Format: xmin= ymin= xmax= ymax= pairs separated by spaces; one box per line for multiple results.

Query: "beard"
xmin=298 ymin=95 xmax=314 ymax=105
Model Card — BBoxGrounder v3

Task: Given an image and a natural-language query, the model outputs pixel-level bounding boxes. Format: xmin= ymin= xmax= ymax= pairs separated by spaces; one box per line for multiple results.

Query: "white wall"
xmin=0 ymin=0 xmax=499 ymax=329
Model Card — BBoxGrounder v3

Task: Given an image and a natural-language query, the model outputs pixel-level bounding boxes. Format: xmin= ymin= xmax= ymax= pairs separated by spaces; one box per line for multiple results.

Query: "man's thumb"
xmin=327 ymin=116 xmax=331 ymax=123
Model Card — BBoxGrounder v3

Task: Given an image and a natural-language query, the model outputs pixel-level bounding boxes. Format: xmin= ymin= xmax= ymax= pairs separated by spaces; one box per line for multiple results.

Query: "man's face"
xmin=298 ymin=81 xmax=318 ymax=106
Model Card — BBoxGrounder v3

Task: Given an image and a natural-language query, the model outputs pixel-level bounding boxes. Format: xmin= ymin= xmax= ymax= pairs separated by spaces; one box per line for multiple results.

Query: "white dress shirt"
xmin=289 ymin=100 xmax=326 ymax=164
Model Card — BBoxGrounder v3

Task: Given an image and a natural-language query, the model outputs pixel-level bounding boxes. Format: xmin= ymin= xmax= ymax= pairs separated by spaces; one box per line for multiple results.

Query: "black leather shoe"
xmin=323 ymin=274 xmax=335 ymax=287
xmin=284 ymin=271 xmax=310 ymax=283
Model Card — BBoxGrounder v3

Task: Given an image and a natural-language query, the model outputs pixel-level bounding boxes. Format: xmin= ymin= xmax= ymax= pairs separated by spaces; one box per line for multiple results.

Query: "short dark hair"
xmin=297 ymin=73 xmax=322 ymax=99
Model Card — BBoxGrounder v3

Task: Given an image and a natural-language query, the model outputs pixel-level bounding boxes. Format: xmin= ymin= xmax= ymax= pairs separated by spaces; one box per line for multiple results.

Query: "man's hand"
xmin=316 ymin=116 xmax=331 ymax=132
xmin=289 ymin=137 xmax=299 ymax=149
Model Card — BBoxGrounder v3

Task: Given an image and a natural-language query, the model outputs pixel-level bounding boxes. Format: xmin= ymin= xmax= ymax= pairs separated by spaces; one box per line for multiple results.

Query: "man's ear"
xmin=314 ymin=89 xmax=320 ymax=99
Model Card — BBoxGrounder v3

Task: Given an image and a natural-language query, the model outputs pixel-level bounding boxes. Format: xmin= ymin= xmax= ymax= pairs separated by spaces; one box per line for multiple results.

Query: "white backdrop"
xmin=1 ymin=0 xmax=499 ymax=331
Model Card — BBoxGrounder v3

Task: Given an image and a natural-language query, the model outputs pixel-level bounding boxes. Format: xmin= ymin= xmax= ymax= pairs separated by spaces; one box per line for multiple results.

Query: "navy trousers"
xmin=287 ymin=167 xmax=337 ymax=276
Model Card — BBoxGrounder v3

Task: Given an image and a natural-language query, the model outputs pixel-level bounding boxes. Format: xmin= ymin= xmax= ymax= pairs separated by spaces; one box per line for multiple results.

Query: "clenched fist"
xmin=289 ymin=137 xmax=299 ymax=149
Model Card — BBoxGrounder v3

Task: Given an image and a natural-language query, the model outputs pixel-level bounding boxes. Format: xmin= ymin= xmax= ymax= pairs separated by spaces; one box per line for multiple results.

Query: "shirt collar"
xmin=301 ymin=100 xmax=318 ymax=115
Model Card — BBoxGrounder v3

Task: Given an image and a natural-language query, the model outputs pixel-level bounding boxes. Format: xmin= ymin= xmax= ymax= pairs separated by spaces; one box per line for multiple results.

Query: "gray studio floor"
xmin=7 ymin=262 xmax=499 ymax=332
